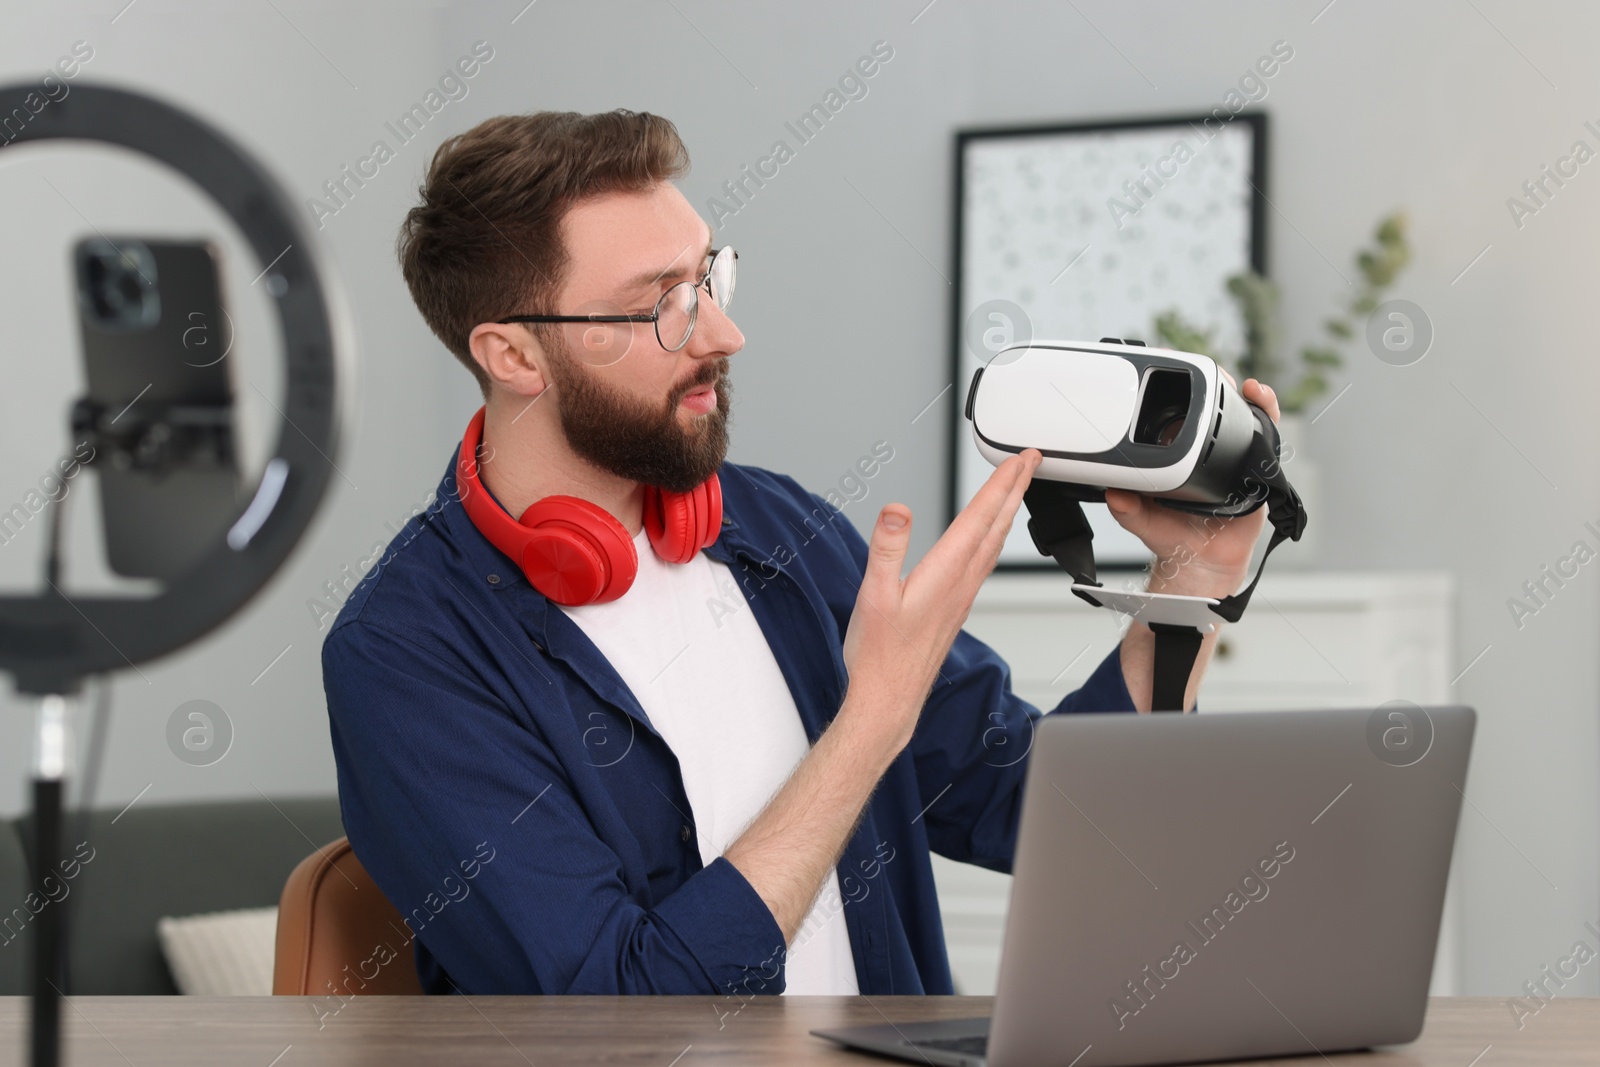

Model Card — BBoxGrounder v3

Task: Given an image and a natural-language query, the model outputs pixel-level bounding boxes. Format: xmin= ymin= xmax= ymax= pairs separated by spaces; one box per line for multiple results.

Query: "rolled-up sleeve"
xmin=322 ymin=621 xmax=787 ymax=995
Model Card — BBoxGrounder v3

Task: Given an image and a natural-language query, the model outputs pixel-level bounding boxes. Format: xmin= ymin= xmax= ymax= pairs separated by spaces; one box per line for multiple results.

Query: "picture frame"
xmin=948 ymin=111 xmax=1268 ymax=568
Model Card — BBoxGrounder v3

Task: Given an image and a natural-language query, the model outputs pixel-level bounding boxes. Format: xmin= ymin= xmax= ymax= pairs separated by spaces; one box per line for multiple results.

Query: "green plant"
xmin=1150 ymin=212 xmax=1412 ymax=414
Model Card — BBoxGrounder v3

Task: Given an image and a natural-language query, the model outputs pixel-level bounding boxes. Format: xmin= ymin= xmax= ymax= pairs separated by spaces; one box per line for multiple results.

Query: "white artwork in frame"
xmin=951 ymin=114 xmax=1265 ymax=567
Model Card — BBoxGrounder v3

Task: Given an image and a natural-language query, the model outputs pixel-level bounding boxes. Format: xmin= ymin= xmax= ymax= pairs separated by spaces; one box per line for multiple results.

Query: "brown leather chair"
xmin=273 ymin=836 xmax=423 ymax=996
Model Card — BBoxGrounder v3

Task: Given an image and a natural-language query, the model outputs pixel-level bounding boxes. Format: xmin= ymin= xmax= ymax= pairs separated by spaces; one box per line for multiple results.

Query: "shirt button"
xmin=486 ymin=573 xmax=501 ymax=585
xmin=680 ymin=824 xmax=692 ymax=843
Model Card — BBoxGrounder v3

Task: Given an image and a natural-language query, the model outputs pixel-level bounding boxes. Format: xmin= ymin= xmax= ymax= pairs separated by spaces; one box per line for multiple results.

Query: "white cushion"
xmin=156 ymin=906 xmax=278 ymax=996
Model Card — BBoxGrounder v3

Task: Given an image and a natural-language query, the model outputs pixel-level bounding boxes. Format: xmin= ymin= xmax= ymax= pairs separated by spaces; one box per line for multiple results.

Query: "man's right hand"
xmin=840 ymin=447 xmax=1042 ymax=754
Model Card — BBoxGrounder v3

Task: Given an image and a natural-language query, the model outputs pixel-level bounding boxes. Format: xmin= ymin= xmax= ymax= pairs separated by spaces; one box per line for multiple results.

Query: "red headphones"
xmin=455 ymin=406 xmax=722 ymax=606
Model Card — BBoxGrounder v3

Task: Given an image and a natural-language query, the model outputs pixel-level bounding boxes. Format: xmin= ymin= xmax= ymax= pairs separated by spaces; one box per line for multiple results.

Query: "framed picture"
xmin=948 ymin=112 xmax=1267 ymax=568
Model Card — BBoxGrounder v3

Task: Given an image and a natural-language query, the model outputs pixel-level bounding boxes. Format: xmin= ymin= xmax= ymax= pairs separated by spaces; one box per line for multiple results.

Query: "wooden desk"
xmin=0 ymin=996 xmax=1588 ymax=1065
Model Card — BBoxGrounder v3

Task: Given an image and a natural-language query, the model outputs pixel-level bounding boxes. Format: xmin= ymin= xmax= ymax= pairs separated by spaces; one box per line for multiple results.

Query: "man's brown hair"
xmin=397 ymin=109 xmax=690 ymax=398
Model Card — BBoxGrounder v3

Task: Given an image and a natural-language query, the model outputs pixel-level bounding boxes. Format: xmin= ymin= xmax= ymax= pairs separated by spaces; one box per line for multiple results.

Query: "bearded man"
xmin=320 ymin=109 xmax=1279 ymax=996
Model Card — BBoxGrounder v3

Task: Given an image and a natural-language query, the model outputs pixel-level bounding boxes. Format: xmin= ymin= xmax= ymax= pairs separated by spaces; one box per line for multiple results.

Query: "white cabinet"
xmin=933 ymin=570 xmax=1459 ymax=995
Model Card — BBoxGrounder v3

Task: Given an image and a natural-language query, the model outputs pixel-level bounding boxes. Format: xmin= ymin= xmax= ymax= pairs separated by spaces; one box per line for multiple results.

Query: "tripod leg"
xmin=30 ymin=694 xmax=70 ymax=1067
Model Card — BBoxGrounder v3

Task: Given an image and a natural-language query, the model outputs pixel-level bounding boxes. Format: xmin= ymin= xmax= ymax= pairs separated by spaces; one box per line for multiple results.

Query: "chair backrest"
xmin=273 ymin=837 xmax=423 ymax=996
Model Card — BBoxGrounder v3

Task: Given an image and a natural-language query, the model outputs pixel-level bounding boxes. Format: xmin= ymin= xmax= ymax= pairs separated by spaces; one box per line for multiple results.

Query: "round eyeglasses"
xmin=498 ymin=246 xmax=737 ymax=353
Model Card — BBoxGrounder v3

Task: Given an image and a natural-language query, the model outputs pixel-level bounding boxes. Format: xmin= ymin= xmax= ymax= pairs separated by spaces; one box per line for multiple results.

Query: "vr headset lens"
xmin=1132 ymin=368 xmax=1191 ymax=447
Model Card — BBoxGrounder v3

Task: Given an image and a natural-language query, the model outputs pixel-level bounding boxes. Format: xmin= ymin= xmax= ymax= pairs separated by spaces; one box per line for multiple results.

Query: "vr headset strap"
xmin=1210 ymin=425 xmax=1308 ymax=624
xmin=1147 ymin=623 xmax=1205 ymax=712
xmin=1022 ymin=428 xmax=1306 ymax=712
xmin=1027 ymin=480 xmax=1191 ymax=711
xmin=1025 ymin=478 xmax=1212 ymax=712
xmin=1023 ymin=481 xmax=1103 ymax=606
xmin=1209 ymin=522 xmax=1288 ymax=623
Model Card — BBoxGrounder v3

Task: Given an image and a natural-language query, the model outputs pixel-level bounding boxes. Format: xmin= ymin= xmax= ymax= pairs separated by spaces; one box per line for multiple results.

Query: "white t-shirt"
xmin=559 ymin=529 xmax=859 ymax=995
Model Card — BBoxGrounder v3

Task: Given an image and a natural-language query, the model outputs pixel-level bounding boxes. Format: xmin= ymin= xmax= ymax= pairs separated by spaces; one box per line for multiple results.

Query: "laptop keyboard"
xmin=911 ymin=1034 xmax=989 ymax=1056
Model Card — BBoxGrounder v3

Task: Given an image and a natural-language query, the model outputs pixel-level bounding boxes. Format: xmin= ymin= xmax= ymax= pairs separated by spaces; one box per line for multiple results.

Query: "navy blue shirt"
xmin=321 ymin=453 xmax=1134 ymax=997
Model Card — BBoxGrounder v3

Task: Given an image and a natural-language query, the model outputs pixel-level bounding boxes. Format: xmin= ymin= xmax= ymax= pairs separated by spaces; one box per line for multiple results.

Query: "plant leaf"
xmin=1151 ymin=309 xmax=1216 ymax=357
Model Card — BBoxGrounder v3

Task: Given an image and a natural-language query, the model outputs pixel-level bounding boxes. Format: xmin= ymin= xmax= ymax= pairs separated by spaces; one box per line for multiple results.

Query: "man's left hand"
xmin=1104 ymin=376 xmax=1281 ymax=601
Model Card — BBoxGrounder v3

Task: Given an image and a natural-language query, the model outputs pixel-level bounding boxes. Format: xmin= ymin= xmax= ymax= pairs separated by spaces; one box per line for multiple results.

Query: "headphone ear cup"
xmin=644 ymin=474 xmax=723 ymax=563
xmin=456 ymin=406 xmax=644 ymax=605
xmin=643 ymin=485 xmax=693 ymax=565
xmin=699 ymin=473 xmax=723 ymax=549
xmin=519 ymin=497 xmax=638 ymax=605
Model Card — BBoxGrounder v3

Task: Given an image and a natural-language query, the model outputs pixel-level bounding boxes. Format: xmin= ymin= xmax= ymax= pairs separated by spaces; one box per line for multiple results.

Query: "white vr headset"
xmin=965 ymin=337 xmax=1309 ymax=709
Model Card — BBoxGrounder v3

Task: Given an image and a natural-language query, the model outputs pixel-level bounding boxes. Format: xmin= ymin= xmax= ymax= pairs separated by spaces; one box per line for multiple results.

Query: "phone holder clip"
xmin=69 ymin=396 xmax=236 ymax=475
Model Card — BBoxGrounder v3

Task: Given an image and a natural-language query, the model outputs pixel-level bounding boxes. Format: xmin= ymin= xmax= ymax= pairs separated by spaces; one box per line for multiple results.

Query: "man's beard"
xmin=543 ymin=337 xmax=732 ymax=493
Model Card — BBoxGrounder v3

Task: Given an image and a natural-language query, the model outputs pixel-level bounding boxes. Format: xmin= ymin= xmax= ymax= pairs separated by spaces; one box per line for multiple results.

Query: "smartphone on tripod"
xmin=70 ymin=237 xmax=242 ymax=581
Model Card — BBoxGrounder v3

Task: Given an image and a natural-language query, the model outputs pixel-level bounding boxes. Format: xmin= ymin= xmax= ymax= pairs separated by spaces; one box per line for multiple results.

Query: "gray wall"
xmin=0 ymin=0 xmax=1593 ymax=998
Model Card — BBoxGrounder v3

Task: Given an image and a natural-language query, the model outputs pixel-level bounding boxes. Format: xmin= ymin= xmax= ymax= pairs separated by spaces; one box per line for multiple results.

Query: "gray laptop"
xmin=813 ymin=705 xmax=1475 ymax=1067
